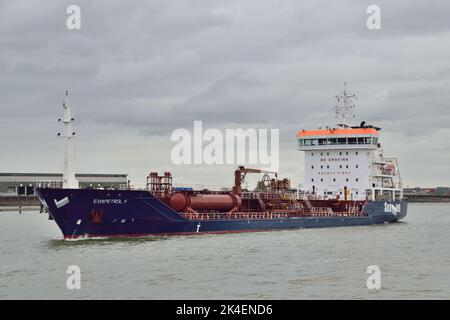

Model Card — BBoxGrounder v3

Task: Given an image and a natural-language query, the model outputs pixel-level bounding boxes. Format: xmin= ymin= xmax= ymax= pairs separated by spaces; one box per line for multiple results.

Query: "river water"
xmin=0 ymin=203 xmax=449 ymax=299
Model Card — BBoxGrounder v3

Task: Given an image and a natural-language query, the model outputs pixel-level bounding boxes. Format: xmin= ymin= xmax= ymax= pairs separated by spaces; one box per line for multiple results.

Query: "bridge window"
xmin=300 ymin=135 xmax=377 ymax=146
xmin=302 ymin=136 xmax=378 ymax=146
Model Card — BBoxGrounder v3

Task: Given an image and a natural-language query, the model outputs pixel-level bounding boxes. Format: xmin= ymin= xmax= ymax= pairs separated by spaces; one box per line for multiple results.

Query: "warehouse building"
xmin=0 ymin=173 xmax=129 ymax=196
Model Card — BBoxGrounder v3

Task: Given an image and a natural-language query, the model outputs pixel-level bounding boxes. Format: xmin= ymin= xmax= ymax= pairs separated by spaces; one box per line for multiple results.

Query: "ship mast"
xmin=333 ymin=82 xmax=357 ymax=128
xmin=60 ymin=91 xmax=79 ymax=189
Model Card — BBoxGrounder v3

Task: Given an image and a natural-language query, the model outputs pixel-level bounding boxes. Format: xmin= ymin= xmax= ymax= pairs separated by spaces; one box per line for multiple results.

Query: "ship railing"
xmin=241 ymin=192 xmax=258 ymax=199
xmin=173 ymin=183 xmax=232 ymax=192
xmin=148 ymin=191 xmax=173 ymax=198
xmin=299 ymin=193 xmax=317 ymax=201
xmin=241 ymin=192 xmax=294 ymax=200
xmin=128 ymin=184 xmax=147 ymax=191
xmin=36 ymin=180 xmax=63 ymax=189
xmin=367 ymin=187 xmax=404 ymax=201
xmin=179 ymin=209 xmax=364 ymax=221
xmin=133 ymin=184 xmax=234 ymax=193
xmin=311 ymin=207 xmax=328 ymax=214
xmin=241 ymin=192 xmax=282 ymax=200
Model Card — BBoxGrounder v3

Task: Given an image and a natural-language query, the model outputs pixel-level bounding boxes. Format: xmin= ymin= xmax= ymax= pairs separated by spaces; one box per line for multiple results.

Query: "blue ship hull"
xmin=35 ymin=188 xmax=407 ymax=239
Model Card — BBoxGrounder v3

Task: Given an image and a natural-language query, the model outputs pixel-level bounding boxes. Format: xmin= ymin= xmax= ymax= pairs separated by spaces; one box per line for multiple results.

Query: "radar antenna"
xmin=333 ymin=82 xmax=357 ymax=128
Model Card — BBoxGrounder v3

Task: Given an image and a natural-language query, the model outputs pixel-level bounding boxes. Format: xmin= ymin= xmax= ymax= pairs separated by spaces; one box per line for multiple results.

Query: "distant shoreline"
xmin=0 ymin=206 xmax=42 ymax=212
xmin=404 ymin=194 xmax=450 ymax=203
xmin=407 ymin=199 xmax=450 ymax=203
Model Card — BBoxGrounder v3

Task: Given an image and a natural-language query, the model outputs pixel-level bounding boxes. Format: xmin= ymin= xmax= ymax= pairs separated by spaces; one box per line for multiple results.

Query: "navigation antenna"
xmin=333 ymin=82 xmax=357 ymax=128
xmin=58 ymin=91 xmax=79 ymax=189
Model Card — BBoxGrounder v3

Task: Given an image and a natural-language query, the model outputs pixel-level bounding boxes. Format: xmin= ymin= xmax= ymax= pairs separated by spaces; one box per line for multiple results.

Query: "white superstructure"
xmin=297 ymin=85 xmax=402 ymax=201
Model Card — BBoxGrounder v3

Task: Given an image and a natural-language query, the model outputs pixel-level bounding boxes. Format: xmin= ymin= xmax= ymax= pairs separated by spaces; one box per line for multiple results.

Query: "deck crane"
xmin=233 ymin=166 xmax=278 ymax=194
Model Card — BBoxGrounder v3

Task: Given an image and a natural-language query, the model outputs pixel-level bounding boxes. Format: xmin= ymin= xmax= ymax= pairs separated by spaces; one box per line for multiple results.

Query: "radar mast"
xmin=333 ymin=82 xmax=357 ymax=128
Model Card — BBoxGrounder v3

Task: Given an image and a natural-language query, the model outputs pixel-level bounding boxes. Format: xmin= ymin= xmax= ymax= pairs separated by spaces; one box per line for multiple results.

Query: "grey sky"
xmin=1 ymin=0 xmax=449 ymax=188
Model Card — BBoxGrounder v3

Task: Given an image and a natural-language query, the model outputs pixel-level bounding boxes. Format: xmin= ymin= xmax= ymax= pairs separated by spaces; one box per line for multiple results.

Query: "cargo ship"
xmin=35 ymin=86 xmax=407 ymax=239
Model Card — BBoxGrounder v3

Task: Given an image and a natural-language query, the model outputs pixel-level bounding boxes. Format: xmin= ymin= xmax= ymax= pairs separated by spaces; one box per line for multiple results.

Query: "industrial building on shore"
xmin=0 ymin=173 xmax=128 ymax=196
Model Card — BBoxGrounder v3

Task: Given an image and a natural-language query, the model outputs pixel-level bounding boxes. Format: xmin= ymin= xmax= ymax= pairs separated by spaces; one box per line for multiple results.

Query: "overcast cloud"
xmin=0 ymin=0 xmax=449 ymax=187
